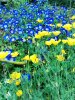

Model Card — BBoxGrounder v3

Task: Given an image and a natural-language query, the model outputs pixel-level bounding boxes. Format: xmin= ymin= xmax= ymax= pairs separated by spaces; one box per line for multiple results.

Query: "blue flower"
xmin=19 ymin=38 xmax=26 ymax=42
xmin=22 ymin=73 xmax=31 ymax=81
xmin=34 ymin=24 xmax=44 ymax=31
xmin=3 ymin=24 xmax=8 ymax=29
xmin=54 ymin=36 xmax=59 ymax=41
xmin=26 ymin=29 xmax=35 ymax=37
xmin=60 ymin=27 xmax=71 ymax=37
xmin=5 ymin=49 xmax=12 ymax=54
xmin=9 ymin=37 xmax=17 ymax=42
xmin=26 ymin=23 xmax=33 ymax=29
xmin=18 ymin=28 xmax=23 ymax=34
xmin=5 ymin=54 xmax=16 ymax=61
xmin=3 ymin=34 xmax=10 ymax=41
xmin=62 ymin=19 xmax=67 ymax=25
xmin=59 ymin=15 xmax=64 ymax=19
xmin=45 ymin=17 xmax=54 ymax=24
xmin=14 ymin=28 xmax=18 ymax=32
xmin=10 ymin=29 xmax=15 ymax=34
xmin=44 ymin=25 xmax=52 ymax=32
xmin=5 ymin=54 xmax=12 ymax=60
xmin=60 ymin=27 xmax=67 ymax=33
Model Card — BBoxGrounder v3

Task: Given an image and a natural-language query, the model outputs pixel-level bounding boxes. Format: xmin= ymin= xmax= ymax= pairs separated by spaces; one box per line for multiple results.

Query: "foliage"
xmin=0 ymin=1 xmax=75 ymax=100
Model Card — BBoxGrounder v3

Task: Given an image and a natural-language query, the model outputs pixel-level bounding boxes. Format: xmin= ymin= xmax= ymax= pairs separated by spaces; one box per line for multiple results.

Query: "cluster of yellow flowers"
xmin=6 ymin=72 xmax=23 ymax=97
xmin=45 ymin=39 xmax=61 ymax=46
xmin=62 ymin=37 xmax=75 ymax=46
xmin=10 ymin=72 xmax=21 ymax=80
xmin=7 ymin=72 xmax=21 ymax=85
xmin=34 ymin=22 xmax=75 ymax=39
xmin=35 ymin=31 xmax=61 ymax=39
xmin=11 ymin=52 xmax=19 ymax=57
xmin=62 ymin=22 xmax=75 ymax=31
xmin=35 ymin=31 xmax=51 ymax=39
xmin=0 ymin=51 xmax=9 ymax=59
xmin=22 ymin=54 xmax=39 ymax=63
xmin=52 ymin=31 xmax=61 ymax=36
xmin=0 ymin=51 xmax=19 ymax=60
xmin=16 ymin=90 xmax=23 ymax=97
xmin=45 ymin=36 xmax=75 ymax=47
xmin=63 ymin=24 xmax=72 ymax=31
xmin=56 ymin=55 xmax=65 ymax=61
xmin=56 ymin=49 xmax=66 ymax=61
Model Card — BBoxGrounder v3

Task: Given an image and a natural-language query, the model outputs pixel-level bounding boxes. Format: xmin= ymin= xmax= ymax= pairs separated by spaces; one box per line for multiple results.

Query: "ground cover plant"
xmin=0 ymin=0 xmax=75 ymax=100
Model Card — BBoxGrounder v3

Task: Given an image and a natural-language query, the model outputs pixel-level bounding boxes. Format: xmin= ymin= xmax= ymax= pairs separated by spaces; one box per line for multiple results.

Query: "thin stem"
xmin=0 ymin=59 xmax=25 ymax=65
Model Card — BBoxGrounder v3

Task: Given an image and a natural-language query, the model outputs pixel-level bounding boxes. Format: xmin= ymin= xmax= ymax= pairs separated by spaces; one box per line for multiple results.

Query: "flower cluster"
xmin=45 ymin=39 xmax=61 ymax=46
xmin=22 ymin=54 xmax=39 ymax=63
xmin=0 ymin=2 xmax=75 ymax=43
xmin=35 ymin=31 xmax=51 ymax=39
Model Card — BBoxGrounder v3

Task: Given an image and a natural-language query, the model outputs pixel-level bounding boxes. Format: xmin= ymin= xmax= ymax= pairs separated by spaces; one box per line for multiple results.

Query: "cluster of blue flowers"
xmin=0 ymin=2 xmax=75 ymax=43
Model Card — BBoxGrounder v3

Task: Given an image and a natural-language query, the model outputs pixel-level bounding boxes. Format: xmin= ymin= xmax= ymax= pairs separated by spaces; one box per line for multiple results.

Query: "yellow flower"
xmin=45 ymin=39 xmax=55 ymax=46
xmin=52 ymin=41 xmax=59 ymax=46
xmin=67 ymin=38 xmax=75 ymax=46
xmin=52 ymin=39 xmax=61 ymax=46
xmin=53 ymin=31 xmax=61 ymax=36
xmin=15 ymin=80 xmax=21 ymax=86
xmin=45 ymin=39 xmax=61 ymax=46
xmin=67 ymin=40 xmax=74 ymax=46
xmin=30 ymin=54 xmax=39 ymax=63
xmin=41 ymin=31 xmax=51 ymax=36
xmin=62 ymin=40 xmax=68 ymax=44
xmin=10 ymin=72 xmax=21 ymax=80
xmin=35 ymin=31 xmax=51 ymax=39
xmin=11 ymin=52 xmax=19 ymax=57
xmin=70 ymin=15 xmax=75 ymax=20
xmin=0 ymin=51 xmax=9 ymax=59
xmin=63 ymin=24 xmax=72 ymax=31
xmin=22 ymin=55 xmax=30 ymax=60
xmin=61 ymin=49 xmax=66 ymax=54
xmin=56 ymin=23 xmax=62 ymax=27
xmin=16 ymin=90 xmax=23 ymax=97
xmin=36 ymin=19 xmax=43 ymax=23
xmin=45 ymin=41 xmax=52 ymax=46
xmin=72 ymin=22 xmax=75 ymax=28
xmin=56 ymin=55 xmax=65 ymax=61
xmin=50 ymin=39 xmax=55 ymax=43
xmin=35 ymin=34 xmax=41 ymax=39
